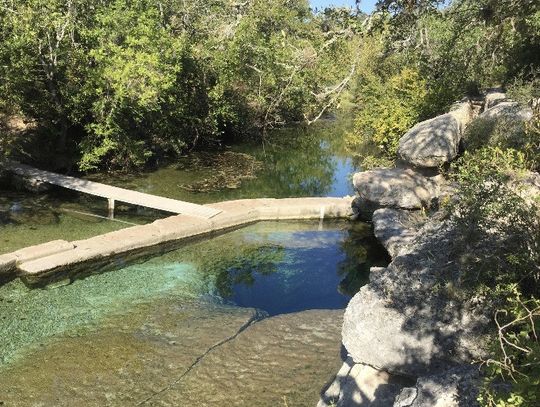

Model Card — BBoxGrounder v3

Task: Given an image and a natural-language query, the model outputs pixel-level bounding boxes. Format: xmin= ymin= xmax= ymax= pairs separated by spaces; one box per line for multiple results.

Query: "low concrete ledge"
xmin=0 ymin=254 xmax=17 ymax=278
xmin=14 ymin=197 xmax=353 ymax=287
xmin=12 ymin=240 xmax=75 ymax=264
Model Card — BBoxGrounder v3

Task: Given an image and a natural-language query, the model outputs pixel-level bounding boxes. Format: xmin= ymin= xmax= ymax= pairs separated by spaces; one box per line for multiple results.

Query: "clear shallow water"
xmin=0 ymin=220 xmax=387 ymax=406
xmin=0 ymin=119 xmax=356 ymax=253
xmin=0 ymin=220 xmax=387 ymax=367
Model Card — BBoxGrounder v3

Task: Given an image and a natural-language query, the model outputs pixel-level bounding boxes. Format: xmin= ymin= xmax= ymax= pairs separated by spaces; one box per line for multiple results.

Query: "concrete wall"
xmin=2 ymin=197 xmax=353 ymax=287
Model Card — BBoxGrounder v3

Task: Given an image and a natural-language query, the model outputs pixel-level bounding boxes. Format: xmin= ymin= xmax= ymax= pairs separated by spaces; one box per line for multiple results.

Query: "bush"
xmin=347 ymin=66 xmax=428 ymax=167
xmin=463 ymin=96 xmax=540 ymax=172
xmin=448 ymin=147 xmax=539 ymax=291
xmin=447 ymin=147 xmax=540 ymax=406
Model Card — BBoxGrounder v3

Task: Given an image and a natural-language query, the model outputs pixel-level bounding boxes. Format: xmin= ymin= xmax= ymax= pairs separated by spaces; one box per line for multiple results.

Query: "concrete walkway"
xmin=4 ymin=161 xmax=222 ymax=219
xmin=0 ymin=197 xmax=354 ymax=286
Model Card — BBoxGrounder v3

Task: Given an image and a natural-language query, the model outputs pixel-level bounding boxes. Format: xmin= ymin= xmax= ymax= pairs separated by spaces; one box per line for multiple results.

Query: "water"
xmin=0 ymin=119 xmax=356 ymax=254
xmin=0 ymin=220 xmax=388 ymax=406
xmin=0 ymin=119 xmax=378 ymax=405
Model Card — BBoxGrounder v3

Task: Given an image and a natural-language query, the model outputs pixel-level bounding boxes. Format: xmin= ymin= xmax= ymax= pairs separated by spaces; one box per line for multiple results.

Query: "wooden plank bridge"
xmin=4 ymin=161 xmax=222 ymax=219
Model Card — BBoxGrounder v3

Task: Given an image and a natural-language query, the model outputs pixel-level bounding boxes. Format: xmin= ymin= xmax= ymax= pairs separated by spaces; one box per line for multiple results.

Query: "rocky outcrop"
xmin=397 ymin=102 xmax=472 ymax=168
xmin=326 ymin=93 xmax=535 ymax=407
xmin=352 ymin=168 xmax=442 ymax=220
xmin=342 ymin=218 xmax=490 ymax=378
xmin=484 ymin=88 xmax=507 ymax=109
xmin=393 ymin=365 xmax=480 ymax=407
xmin=479 ymin=101 xmax=533 ymax=122
xmin=319 ymin=358 xmax=413 ymax=407
xmin=372 ymin=208 xmax=426 ymax=258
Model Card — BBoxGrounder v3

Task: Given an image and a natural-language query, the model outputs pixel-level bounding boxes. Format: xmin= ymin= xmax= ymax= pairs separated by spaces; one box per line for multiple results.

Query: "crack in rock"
xmin=135 ymin=309 xmax=267 ymax=406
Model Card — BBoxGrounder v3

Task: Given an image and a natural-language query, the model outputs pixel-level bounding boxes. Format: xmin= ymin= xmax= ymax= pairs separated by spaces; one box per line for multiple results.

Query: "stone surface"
xmin=352 ymin=169 xmax=442 ymax=220
xmin=318 ymin=358 xmax=413 ymax=407
xmin=342 ymin=218 xmax=491 ymax=377
xmin=0 ymin=300 xmax=264 ymax=406
xmin=484 ymin=88 xmax=507 ymax=109
xmin=448 ymin=101 xmax=475 ymax=131
xmin=393 ymin=365 xmax=480 ymax=407
xmin=397 ymin=102 xmax=473 ymax=168
xmin=372 ymin=208 xmax=426 ymax=258
xmin=12 ymin=197 xmax=354 ymax=286
xmin=397 ymin=113 xmax=462 ymax=168
xmin=0 ymin=254 xmax=17 ymax=277
xmin=479 ymin=101 xmax=533 ymax=121
xmin=12 ymin=239 xmax=75 ymax=264
xmin=148 ymin=309 xmax=344 ymax=407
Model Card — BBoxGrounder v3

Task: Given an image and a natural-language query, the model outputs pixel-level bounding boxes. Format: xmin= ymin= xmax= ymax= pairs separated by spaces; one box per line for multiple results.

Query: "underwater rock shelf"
xmin=0 ymin=197 xmax=353 ymax=286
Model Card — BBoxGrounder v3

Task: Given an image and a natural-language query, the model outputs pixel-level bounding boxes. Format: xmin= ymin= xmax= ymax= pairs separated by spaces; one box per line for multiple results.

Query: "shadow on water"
xmin=189 ymin=221 xmax=389 ymax=316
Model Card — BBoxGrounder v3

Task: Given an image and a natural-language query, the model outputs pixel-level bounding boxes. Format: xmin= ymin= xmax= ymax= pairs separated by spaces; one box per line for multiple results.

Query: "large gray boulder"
xmin=393 ymin=365 xmax=480 ymax=407
xmin=479 ymin=101 xmax=533 ymax=121
xmin=352 ymin=168 xmax=442 ymax=220
xmin=397 ymin=103 xmax=472 ymax=168
xmin=372 ymin=208 xmax=426 ymax=258
xmin=342 ymin=218 xmax=491 ymax=378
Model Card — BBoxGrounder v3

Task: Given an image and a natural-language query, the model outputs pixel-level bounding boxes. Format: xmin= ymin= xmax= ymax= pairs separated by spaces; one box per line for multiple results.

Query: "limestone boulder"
xmin=393 ymin=365 xmax=480 ymax=407
xmin=398 ymin=115 xmax=459 ymax=168
xmin=352 ymin=168 xmax=442 ymax=220
xmin=318 ymin=358 xmax=413 ymax=407
xmin=372 ymin=208 xmax=426 ymax=258
xmin=484 ymin=88 xmax=507 ymax=109
xmin=342 ymin=218 xmax=491 ymax=377
xmin=397 ymin=102 xmax=473 ymax=168
xmin=479 ymin=101 xmax=533 ymax=121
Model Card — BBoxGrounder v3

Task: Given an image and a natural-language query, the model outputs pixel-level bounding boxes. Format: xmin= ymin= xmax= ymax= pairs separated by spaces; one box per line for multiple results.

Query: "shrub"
xmin=463 ymin=107 xmax=540 ymax=172
xmin=447 ymin=147 xmax=540 ymax=406
xmin=347 ymin=67 xmax=428 ymax=167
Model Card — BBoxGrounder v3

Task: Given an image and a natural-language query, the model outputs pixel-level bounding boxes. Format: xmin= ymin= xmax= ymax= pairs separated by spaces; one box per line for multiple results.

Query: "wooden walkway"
xmin=5 ymin=161 xmax=222 ymax=219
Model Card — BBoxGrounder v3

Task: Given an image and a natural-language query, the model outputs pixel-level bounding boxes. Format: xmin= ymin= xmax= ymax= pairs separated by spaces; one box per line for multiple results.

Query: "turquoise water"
xmin=0 ymin=220 xmax=387 ymax=367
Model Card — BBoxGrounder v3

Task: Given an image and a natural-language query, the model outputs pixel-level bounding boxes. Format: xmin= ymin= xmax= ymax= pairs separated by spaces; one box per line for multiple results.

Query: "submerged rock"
xmin=148 ymin=309 xmax=344 ymax=407
xmin=0 ymin=301 xmax=344 ymax=407
xmin=397 ymin=103 xmax=472 ymax=168
xmin=0 ymin=300 xmax=263 ymax=406
xmin=352 ymin=168 xmax=442 ymax=220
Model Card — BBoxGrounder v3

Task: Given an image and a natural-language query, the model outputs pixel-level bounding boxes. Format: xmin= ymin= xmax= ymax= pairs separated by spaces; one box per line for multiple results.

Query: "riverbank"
xmin=320 ymin=92 xmax=540 ymax=406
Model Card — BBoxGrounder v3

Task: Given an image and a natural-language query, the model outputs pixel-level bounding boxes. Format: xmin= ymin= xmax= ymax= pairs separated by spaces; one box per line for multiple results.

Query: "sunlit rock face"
xmin=352 ymin=168 xmax=442 ymax=220
xmin=397 ymin=102 xmax=473 ymax=168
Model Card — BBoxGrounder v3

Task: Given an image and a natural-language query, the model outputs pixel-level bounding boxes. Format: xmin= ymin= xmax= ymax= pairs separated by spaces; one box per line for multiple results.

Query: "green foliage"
xmin=464 ymin=113 xmax=540 ymax=173
xmin=0 ymin=0 xmax=358 ymax=171
xmin=478 ymin=289 xmax=540 ymax=407
xmin=347 ymin=65 xmax=428 ymax=166
xmin=448 ymin=147 xmax=538 ymax=289
xmin=447 ymin=147 xmax=540 ymax=406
